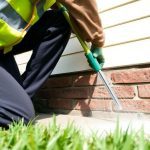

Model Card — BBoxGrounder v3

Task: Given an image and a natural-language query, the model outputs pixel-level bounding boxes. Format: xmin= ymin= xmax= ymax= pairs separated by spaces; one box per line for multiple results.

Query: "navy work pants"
xmin=0 ymin=10 xmax=71 ymax=128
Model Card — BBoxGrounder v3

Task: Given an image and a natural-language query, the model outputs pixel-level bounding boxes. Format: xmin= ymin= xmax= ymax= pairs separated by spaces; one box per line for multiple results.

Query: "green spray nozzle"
xmin=85 ymin=52 xmax=102 ymax=72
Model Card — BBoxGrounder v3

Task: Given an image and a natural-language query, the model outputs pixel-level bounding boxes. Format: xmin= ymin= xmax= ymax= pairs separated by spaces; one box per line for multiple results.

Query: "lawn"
xmin=0 ymin=118 xmax=150 ymax=150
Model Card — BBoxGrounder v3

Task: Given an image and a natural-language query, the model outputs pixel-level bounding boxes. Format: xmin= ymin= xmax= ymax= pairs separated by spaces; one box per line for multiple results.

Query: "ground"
xmin=36 ymin=112 xmax=150 ymax=135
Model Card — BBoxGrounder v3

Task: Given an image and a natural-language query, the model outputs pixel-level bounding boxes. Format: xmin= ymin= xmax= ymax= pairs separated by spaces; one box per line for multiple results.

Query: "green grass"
xmin=0 ymin=118 xmax=150 ymax=150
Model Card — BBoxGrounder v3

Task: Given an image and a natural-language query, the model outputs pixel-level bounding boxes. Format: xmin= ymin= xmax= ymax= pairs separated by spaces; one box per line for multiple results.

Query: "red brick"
xmin=91 ymin=86 xmax=135 ymax=99
xmin=111 ymin=68 xmax=150 ymax=83
xmin=73 ymin=73 xmax=103 ymax=86
xmin=138 ymin=84 xmax=150 ymax=98
xmin=36 ymin=99 xmax=49 ymax=108
xmin=60 ymin=87 xmax=90 ymax=98
xmin=48 ymin=99 xmax=73 ymax=109
xmin=37 ymin=89 xmax=62 ymax=99
xmin=74 ymin=99 xmax=112 ymax=111
xmin=42 ymin=87 xmax=90 ymax=99
xmin=44 ymin=76 xmax=72 ymax=88
xmin=117 ymin=100 xmax=150 ymax=113
xmin=37 ymin=89 xmax=51 ymax=99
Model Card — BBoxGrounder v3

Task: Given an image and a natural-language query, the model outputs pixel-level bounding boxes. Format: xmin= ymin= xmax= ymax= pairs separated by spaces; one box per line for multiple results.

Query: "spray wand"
xmin=57 ymin=3 xmax=122 ymax=110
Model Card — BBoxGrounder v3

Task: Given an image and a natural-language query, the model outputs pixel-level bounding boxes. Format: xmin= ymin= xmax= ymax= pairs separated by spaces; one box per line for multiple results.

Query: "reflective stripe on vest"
xmin=0 ymin=0 xmax=56 ymax=54
xmin=0 ymin=0 xmax=27 ymax=30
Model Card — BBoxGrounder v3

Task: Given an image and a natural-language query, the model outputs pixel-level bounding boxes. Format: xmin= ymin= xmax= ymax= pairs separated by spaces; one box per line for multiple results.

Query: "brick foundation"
xmin=36 ymin=65 xmax=150 ymax=115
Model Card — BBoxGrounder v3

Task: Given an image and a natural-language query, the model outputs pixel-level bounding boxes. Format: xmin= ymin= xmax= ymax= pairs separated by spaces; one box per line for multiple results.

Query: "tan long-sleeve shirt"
xmin=57 ymin=0 xmax=105 ymax=47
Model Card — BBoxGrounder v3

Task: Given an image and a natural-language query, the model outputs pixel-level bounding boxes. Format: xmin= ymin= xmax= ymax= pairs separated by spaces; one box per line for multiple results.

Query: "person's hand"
xmin=90 ymin=45 xmax=105 ymax=68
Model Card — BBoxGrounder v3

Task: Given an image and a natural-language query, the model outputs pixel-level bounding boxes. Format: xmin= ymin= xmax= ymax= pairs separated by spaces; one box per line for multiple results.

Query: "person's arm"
xmin=57 ymin=0 xmax=105 ymax=67
xmin=57 ymin=0 xmax=105 ymax=48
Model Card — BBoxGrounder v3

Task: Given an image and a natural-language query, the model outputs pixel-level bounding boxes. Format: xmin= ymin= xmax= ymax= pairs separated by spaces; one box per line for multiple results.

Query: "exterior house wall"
xmin=37 ymin=66 xmax=150 ymax=116
xmin=15 ymin=0 xmax=150 ymax=115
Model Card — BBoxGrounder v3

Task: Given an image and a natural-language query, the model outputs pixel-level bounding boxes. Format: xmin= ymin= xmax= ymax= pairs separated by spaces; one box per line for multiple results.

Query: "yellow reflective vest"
xmin=0 ymin=0 xmax=56 ymax=54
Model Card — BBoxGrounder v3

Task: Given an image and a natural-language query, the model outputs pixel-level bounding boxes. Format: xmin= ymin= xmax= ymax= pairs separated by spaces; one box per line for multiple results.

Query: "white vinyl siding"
xmin=15 ymin=0 xmax=150 ymax=74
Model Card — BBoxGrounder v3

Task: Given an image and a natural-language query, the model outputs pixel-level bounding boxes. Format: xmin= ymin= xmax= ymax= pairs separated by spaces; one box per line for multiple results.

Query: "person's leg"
xmin=13 ymin=10 xmax=71 ymax=98
xmin=0 ymin=52 xmax=35 ymax=128
xmin=0 ymin=52 xmax=23 ymax=85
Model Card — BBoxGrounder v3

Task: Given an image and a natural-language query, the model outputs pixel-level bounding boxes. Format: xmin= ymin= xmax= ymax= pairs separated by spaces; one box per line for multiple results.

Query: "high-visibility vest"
xmin=0 ymin=0 xmax=56 ymax=54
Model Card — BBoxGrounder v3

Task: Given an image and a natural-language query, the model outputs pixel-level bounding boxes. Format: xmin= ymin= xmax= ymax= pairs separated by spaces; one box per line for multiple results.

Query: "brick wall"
xmin=36 ymin=65 xmax=150 ymax=115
